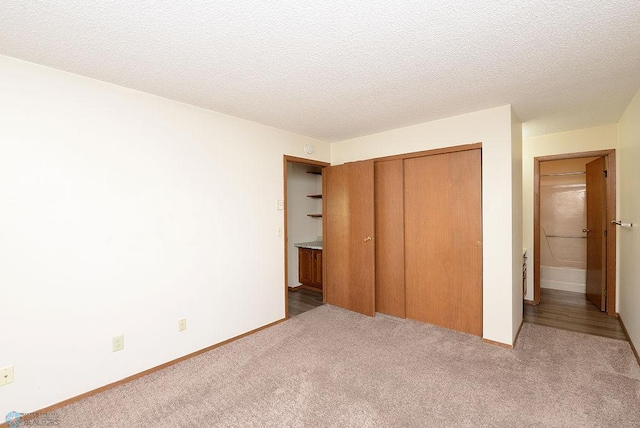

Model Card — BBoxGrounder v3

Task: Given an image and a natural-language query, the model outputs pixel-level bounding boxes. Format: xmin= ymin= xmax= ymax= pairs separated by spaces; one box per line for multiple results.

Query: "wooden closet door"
xmin=325 ymin=160 xmax=376 ymax=316
xmin=404 ymin=149 xmax=482 ymax=336
xmin=374 ymin=160 xmax=405 ymax=318
xmin=585 ymin=156 xmax=607 ymax=311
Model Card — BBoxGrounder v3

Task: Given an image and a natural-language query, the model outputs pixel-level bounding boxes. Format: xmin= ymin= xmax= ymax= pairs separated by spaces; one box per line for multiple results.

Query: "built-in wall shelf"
xmin=306 ymin=170 xmax=322 ymax=217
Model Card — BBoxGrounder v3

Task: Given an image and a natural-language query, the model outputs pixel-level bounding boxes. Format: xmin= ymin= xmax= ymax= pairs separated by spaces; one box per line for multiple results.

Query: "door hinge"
xmin=604 ymin=229 xmax=608 ymax=237
xmin=602 ymin=288 xmax=607 ymax=297
xmin=603 ymin=170 xmax=608 ymax=178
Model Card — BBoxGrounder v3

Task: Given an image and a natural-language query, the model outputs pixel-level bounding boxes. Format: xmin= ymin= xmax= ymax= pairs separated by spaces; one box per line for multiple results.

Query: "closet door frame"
xmin=372 ymin=142 xmax=482 ymax=326
xmin=372 ymin=143 xmax=482 ymax=163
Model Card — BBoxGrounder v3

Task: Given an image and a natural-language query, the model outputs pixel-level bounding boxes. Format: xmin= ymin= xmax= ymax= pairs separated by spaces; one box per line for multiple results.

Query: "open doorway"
xmin=526 ymin=149 xmax=623 ymax=339
xmin=283 ymin=156 xmax=329 ymax=318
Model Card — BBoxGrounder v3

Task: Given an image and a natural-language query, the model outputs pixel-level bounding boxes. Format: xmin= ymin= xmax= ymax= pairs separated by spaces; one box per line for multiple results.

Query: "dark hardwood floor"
xmin=524 ymin=288 xmax=626 ymax=340
xmin=288 ymin=288 xmax=323 ymax=317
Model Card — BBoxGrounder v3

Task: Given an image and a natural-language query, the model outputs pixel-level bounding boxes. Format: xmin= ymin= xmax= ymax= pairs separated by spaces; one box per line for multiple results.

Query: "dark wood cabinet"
xmin=314 ymin=250 xmax=322 ymax=286
xmin=298 ymin=248 xmax=314 ymax=285
xmin=298 ymin=247 xmax=323 ymax=292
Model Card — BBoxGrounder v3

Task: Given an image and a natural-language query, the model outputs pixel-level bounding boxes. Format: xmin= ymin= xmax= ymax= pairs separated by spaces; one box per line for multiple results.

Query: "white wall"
xmin=617 ymin=88 xmax=640 ymax=351
xmin=521 ymin=125 xmax=618 ymax=301
xmin=511 ymin=108 xmax=523 ymax=340
xmin=286 ymin=163 xmax=322 ymax=286
xmin=0 ymin=55 xmax=330 ymax=416
xmin=332 ymin=105 xmax=522 ymax=346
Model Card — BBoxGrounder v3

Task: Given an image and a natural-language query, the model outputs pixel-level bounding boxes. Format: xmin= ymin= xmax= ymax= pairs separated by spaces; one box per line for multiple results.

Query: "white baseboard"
xmin=540 ymin=280 xmax=585 ymax=293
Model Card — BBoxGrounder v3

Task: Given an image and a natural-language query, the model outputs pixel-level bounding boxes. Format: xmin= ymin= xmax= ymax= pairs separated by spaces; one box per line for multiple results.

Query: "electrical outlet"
xmin=112 ymin=335 xmax=124 ymax=352
xmin=179 ymin=319 xmax=187 ymax=332
xmin=0 ymin=366 xmax=14 ymax=386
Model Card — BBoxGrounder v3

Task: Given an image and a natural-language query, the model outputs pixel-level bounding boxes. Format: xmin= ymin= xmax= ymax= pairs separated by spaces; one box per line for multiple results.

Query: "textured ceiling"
xmin=1 ymin=1 xmax=639 ymax=142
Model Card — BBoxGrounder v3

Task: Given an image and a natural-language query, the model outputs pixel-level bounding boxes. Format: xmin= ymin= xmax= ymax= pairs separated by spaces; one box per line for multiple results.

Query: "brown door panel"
xmin=404 ymin=149 xmax=483 ymax=336
xmin=325 ymin=160 xmax=376 ymax=316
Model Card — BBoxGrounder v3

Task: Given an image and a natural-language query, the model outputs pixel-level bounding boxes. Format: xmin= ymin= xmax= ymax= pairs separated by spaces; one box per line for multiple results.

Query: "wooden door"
xmin=585 ymin=157 xmax=607 ymax=311
xmin=374 ymin=159 xmax=406 ymax=318
xmin=325 ymin=160 xmax=376 ymax=316
xmin=404 ymin=149 xmax=482 ymax=336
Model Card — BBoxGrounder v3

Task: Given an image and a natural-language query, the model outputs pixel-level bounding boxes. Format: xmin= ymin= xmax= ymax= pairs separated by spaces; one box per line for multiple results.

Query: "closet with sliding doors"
xmin=323 ymin=144 xmax=482 ymax=336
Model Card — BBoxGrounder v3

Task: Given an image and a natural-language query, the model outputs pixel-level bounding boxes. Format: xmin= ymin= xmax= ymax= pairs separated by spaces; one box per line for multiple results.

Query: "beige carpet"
xmin=32 ymin=305 xmax=640 ymax=427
